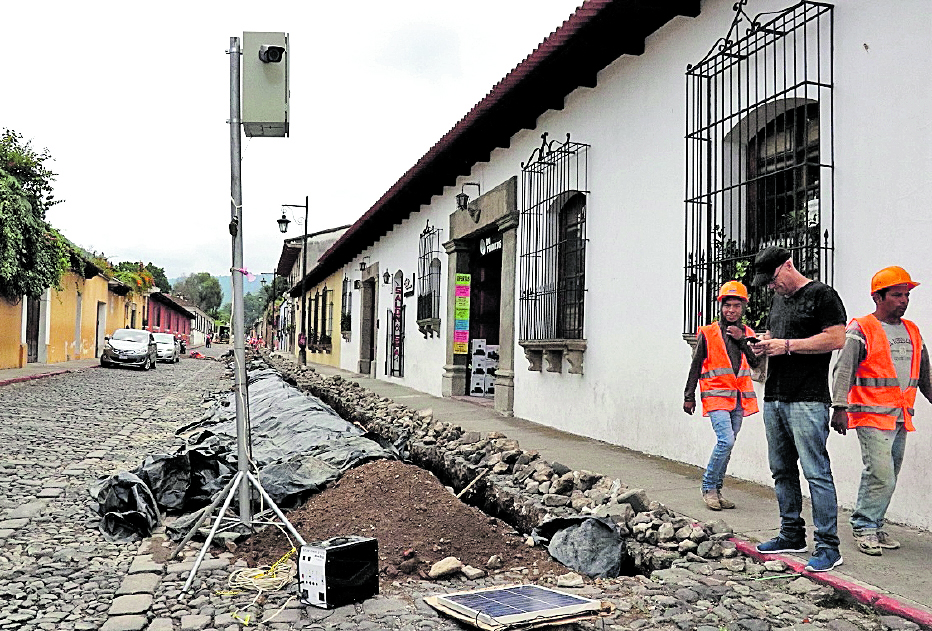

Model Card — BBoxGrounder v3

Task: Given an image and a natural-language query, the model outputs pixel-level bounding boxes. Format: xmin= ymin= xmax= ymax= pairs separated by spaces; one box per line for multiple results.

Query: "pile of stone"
xmin=258 ymin=350 xmax=738 ymax=575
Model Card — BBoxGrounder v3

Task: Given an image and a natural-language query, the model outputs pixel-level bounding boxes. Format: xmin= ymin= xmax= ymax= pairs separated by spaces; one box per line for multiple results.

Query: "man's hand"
xmin=683 ymin=401 xmax=696 ymax=415
xmin=753 ymin=338 xmax=788 ymax=356
xmin=830 ymin=408 xmax=849 ymax=435
xmin=725 ymin=325 xmax=747 ymax=340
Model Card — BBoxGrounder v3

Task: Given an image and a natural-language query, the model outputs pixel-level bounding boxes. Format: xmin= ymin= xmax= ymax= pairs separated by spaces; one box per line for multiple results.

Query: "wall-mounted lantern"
xmin=383 ymin=271 xmax=391 ymax=285
xmin=456 ymin=182 xmax=481 ymax=211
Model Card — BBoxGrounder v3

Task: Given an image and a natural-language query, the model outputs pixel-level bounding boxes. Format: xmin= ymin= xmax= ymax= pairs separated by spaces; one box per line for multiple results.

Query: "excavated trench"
xmin=260 ymin=351 xmax=735 ymax=579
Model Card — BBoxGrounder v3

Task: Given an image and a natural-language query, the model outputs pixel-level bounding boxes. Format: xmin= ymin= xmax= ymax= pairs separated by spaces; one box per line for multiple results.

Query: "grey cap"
xmin=751 ymin=246 xmax=791 ymax=286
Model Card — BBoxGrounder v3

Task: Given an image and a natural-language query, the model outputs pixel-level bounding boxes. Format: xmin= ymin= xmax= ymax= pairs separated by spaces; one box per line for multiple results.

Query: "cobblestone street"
xmin=0 ymin=358 xmax=226 ymax=630
xmin=0 ymin=356 xmax=925 ymax=631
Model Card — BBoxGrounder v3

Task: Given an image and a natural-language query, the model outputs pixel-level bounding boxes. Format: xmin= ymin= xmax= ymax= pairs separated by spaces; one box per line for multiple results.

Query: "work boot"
xmin=716 ymin=490 xmax=736 ymax=509
xmin=702 ymin=490 xmax=722 ymax=511
xmin=877 ymin=531 xmax=901 ymax=549
xmin=854 ymin=532 xmax=882 ymax=556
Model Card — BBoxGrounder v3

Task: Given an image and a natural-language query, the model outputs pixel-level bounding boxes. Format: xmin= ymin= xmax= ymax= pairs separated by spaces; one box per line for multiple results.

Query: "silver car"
xmin=153 ymin=333 xmax=181 ymax=363
xmin=100 ymin=329 xmax=158 ymax=370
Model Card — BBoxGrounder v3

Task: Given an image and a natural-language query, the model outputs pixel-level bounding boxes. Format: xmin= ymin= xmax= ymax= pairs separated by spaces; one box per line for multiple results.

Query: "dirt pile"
xmin=234 ymin=459 xmax=571 ymax=586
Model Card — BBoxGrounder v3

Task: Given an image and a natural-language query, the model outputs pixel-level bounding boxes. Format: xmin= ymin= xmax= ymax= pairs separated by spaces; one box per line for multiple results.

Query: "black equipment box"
xmin=297 ymin=536 xmax=378 ymax=609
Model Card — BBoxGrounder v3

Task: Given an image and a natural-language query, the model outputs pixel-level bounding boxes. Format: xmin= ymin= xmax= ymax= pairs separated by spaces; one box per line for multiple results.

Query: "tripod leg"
xmin=182 ymin=471 xmax=243 ymax=593
xmin=246 ymin=472 xmax=307 ymax=547
xmin=170 ymin=473 xmax=241 ymax=561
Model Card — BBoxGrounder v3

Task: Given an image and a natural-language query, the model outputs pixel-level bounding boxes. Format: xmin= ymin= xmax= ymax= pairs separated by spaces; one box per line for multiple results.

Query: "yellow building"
xmin=0 ymin=265 xmax=145 ymax=369
xmin=299 ymin=267 xmax=347 ymax=368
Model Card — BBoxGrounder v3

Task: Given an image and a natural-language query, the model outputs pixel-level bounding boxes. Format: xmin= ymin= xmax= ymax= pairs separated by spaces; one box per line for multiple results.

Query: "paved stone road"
xmin=0 ymin=354 xmax=923 ymax=631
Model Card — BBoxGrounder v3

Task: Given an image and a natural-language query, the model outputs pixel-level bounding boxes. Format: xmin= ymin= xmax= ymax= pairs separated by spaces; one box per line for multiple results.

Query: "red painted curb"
xmin=0 ymin=365 xmax=99 ymax=388
xmin=732 ymin=538 xmax=932 ymax=627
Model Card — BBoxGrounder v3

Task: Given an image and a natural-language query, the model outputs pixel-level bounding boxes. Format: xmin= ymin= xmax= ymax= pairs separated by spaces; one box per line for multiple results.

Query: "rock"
xmin=428 ymin=556 xmax=464 ymax=578
xmin=556 ymin=572 xmax=584 ymax=587
xmin=486 ymin=555 xmax=503 ymax=570
xmin=616 ymin=489 xmax=650 ymax=513
xmin=461 ymin=565 xmax=487 ymax=580
xmin=763 ymin=560 xmax=787 ymax=572
xmin=657 ymin=522 xmax=676 ymax=542
xmin=543 ymin=493 xmax=570 ymax=507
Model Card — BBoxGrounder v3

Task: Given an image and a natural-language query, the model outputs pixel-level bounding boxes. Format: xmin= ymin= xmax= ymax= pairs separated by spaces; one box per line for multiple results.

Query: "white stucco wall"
xmin=339 ymin=0 xmax=932 ymax=529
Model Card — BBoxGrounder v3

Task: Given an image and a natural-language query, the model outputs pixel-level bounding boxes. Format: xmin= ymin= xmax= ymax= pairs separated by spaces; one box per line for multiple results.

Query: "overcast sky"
xmin=3 ymin=0 xmax=581 ymax=280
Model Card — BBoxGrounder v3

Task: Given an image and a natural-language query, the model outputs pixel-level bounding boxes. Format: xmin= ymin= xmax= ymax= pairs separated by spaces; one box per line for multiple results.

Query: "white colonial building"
xmin=296 ymin=0 xmax=932 ymax=530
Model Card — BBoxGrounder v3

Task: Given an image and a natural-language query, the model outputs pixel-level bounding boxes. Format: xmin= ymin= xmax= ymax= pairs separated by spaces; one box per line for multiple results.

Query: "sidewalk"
xmin=307 ymin=362 xmax=932 ymax=623
xmin=0 ymin=357 xmax=100 ymax=387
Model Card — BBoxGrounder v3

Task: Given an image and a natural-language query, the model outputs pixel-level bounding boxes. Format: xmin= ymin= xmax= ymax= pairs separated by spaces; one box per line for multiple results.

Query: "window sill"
xmin=417 ymin=317 xmax=441 ymax=339
xmin=518 ymin=339 xmax=587 ymax=374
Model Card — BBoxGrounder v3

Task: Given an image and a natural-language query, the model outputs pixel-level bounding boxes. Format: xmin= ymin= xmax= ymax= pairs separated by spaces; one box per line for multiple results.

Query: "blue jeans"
xmin=850 ymin=424 xmax=907 ymax=534
xmin=702 ymin=405 xmax=743 ymax=491
xmin=763 ymin=401 xmax=840 ymax=550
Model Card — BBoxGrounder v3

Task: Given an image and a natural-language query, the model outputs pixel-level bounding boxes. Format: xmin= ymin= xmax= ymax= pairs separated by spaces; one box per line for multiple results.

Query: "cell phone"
xmin=746 ymin=336 xmax=761 ymax=344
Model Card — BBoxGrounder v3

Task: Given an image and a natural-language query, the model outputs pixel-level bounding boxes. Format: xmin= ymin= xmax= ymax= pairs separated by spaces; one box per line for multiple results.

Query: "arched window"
xmin=557 ymin=193 xmax=586 ymax=339
xmin=684 ymin=2 xmax=833 ymax=334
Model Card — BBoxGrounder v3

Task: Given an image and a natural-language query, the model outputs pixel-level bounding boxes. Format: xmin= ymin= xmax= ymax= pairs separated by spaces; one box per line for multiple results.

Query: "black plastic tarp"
xmin=90 ymin=364 xmax=395 ymax=540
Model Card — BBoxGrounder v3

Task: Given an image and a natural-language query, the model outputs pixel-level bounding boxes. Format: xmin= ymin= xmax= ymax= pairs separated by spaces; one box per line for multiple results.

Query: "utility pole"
xmin=228 ymin=36 xmax=251 ymax=525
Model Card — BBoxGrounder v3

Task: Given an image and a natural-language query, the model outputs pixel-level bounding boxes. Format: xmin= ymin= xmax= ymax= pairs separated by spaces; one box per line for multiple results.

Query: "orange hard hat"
xmin=717 ymin=280 xmax=749 ymax=301
xmin=870 ymin=266 xmax=920 ymax=294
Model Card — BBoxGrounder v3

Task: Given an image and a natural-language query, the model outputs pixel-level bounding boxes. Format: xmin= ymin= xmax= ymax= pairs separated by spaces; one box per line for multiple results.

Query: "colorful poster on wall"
xmin=453 ymin=273 xmax=471 ymax=354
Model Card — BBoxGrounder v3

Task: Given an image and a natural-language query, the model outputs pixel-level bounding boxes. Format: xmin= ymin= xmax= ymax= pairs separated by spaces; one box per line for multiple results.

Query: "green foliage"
xmin=116 ymin=261 xmax=170 ymax=293
xmin=174 ymin=272 xmax=223 ymax=316
xmin=0 ymin=131 xmax=69 ymax=301
xmin=1 ymin=129 xmax=59 ymax=218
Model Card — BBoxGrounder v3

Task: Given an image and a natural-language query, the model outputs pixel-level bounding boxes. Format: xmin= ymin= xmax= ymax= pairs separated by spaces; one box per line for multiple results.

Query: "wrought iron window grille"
xmin=684 ymin=0 xmax=834 ymax=337
xmin=417 ymin=220 xmax=443 ymax=338
xmin=518 ymin=132 xmax=589 ymax=374
xmin=341 ymin=275 xmax=352 ymax=341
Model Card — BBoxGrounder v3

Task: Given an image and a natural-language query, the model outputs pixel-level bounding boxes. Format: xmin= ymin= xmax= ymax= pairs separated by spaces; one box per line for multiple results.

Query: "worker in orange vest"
xmin=684 ymin=281 xmax=762 ymax=510
xmin=831 ymin=266 xmax=932 ymax=556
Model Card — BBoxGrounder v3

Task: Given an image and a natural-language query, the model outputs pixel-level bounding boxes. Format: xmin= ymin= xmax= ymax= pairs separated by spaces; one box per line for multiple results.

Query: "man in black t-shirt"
xmin=749 ymin=246 xmax=847 ymax=572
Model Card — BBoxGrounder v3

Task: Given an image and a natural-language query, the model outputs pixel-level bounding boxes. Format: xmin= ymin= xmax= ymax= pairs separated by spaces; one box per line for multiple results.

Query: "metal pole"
xmin=299 ymin=195 xmax=308 ymax=365
xmin=229 ymin=36 xmax=251 ymax=526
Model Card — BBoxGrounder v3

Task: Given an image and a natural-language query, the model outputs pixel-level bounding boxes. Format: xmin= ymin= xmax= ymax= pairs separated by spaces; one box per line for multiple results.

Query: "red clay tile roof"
xmin=305 ymin=0 xmax=700 ymax=286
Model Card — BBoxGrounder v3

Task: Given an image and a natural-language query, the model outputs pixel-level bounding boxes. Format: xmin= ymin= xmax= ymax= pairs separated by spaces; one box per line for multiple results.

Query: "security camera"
xmin=258 ymin=44 xmax=285 ymax=63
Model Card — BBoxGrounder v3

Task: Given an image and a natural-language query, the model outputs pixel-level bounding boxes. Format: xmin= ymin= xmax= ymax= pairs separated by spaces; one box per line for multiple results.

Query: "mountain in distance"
xmin=169 ymin=275 xmax=266 ymax=306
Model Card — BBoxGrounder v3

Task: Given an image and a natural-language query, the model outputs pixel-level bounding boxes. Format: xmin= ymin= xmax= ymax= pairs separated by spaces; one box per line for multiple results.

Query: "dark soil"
xmin=233 ymin=459 xmax=571 ymax=586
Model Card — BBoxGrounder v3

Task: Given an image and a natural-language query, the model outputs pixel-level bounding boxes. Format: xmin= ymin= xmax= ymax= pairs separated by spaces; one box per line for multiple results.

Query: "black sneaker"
xmin=756 ymin=536 xmax=808 ymax=554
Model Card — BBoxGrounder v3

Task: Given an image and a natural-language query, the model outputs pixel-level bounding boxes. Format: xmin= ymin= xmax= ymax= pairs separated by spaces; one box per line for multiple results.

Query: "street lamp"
xmin=279 ymin=196 xmax=309 ymax=365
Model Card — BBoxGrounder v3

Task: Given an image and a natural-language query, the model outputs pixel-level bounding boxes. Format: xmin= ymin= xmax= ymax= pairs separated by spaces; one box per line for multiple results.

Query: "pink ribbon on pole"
xmin=232 ymin=267 xmax=257 ymax=282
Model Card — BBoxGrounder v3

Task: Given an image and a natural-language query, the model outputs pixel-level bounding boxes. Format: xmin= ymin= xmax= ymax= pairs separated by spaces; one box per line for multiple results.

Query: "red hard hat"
xmin=870 ymin=266 xmax=919 ymax=294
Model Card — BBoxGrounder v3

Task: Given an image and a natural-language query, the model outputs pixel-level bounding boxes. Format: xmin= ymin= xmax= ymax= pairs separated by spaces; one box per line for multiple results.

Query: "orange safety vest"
xmin=698 ymin=323 xmax=759 ymax=417
xmin=847 ymin=314 xmax=921 ymax=431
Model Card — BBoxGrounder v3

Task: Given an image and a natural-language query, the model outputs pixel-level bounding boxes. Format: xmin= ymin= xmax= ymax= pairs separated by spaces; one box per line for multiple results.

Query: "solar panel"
xmin=434 ymin=584 xmax=601 ymax=626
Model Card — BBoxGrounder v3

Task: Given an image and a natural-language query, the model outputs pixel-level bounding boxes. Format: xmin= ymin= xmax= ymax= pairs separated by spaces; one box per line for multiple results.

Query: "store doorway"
xmin=467 ymin=234 xmax=502 ymax=397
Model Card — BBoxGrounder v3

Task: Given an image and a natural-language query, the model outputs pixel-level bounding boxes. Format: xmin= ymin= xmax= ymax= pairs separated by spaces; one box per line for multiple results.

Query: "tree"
xmin=0 ymin=129 xmax=69 ymax=302
xmin=173 ymin=272 xmax=222 ymax=316
xmin=143 ymin=262 xmax=170 ymax=292
xmin=243 ymin=291 xmax=266 ymax=326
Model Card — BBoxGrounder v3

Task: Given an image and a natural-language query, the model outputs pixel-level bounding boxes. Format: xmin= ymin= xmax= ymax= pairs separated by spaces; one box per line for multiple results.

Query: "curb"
xmin=732 ymin=539 xmax=932 ymax=628
xmin=0 ymin=365 xmax=99 ymax=388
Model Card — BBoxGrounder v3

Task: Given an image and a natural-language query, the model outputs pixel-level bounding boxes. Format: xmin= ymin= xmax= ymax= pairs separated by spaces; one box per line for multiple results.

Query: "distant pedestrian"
xmin=206 ymin=333 xmax=212 ymax=348
xmin=750 ymin=246 xmax=847 ymax=573
xmin=684 ymin=281 xmax=761 ymax=511
xmin=830 ymin=266 xmax=932 ymax=556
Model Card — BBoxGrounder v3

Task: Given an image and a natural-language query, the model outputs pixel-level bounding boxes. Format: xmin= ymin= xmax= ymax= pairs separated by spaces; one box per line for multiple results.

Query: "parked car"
xmin=100 ymin=329 xmax=157 ymax=370
xmin=153 ymin=333 xmax=181 ymax=363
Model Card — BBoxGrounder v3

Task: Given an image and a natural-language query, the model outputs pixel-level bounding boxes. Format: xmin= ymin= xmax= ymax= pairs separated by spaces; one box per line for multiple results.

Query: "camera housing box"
xmin=242 ymin=31 xmax=289 ymax=137
xmin=297 ymin=536 xmax=379 ymax=609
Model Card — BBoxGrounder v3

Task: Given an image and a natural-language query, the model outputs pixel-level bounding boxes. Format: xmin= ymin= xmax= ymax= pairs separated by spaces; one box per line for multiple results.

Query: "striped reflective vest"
xmin=847 ymin=314 xmax=921 ymax=431
xmin=698 ymin=323 xmax=759 ymax=417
